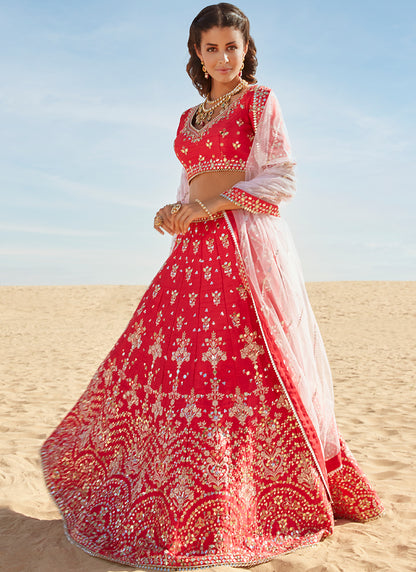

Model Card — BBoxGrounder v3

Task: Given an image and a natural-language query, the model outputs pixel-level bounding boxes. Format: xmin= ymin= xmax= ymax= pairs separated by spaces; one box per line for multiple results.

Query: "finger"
xmin=162 ymin=222 xmax=175 ymax=235
xmin=178 ymin=216 xmax=191 ymax=235
xmin=173 ymin=210 xmax=191 ymax=234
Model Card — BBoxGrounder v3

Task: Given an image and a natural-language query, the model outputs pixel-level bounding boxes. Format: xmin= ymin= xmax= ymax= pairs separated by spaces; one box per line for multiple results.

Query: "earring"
xmin=239 ymin=59 xmax=245 ymax=78
xmin=201 ymin=61 xmax=209 ymax=79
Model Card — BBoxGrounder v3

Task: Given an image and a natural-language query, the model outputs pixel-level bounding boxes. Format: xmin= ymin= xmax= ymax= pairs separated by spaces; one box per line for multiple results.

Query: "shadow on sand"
xmin=0 ymin=507 xmax=133 ymax=572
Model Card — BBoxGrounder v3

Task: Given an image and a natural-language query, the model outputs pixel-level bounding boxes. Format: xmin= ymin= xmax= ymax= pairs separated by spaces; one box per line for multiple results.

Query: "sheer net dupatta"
xmin=227 ymin=90 xmax=342 ymax=478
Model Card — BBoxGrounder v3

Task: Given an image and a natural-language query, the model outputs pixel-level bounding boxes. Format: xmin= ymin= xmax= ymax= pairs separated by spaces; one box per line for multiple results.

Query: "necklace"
xmin=194 ymin=79 xmax=247 ymax=128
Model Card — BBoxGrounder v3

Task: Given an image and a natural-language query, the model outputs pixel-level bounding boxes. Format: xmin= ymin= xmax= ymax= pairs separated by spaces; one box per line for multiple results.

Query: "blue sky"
xmin=1 ymin=0 xmax=415 ymax=284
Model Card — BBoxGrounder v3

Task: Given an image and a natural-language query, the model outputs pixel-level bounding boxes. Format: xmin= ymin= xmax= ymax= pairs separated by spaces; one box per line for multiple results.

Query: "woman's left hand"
xmin=154 ymin=204 xmax=177 ymax=235
xmin=169 ymin=202 xmax=206 ymax=235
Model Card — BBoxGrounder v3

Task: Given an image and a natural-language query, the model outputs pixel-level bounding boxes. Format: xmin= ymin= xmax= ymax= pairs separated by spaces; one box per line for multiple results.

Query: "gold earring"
xmin=239 ymin=59 xmax=245 ymax=78
xmin=201 ymin=61 xmax=209 ymax=79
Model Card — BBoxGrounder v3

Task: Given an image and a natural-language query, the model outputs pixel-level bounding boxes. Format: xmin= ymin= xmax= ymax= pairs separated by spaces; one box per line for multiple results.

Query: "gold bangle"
xmin=195 ymin=198 xmax=214 ymax=220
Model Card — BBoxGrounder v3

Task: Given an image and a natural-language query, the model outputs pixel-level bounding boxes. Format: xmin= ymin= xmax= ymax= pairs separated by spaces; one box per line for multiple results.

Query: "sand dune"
xmin=0 ymin=282 xmax=415 ymax=571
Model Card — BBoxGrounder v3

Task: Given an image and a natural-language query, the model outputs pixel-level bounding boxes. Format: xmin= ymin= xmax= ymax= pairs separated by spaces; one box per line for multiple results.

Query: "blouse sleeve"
xmin=220 ymin=87 xmax=296 ymax=216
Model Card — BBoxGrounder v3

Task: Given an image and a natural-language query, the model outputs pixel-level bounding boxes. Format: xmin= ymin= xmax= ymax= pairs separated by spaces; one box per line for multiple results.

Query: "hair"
xmin=186 ymin=3 xmax=258 ymax=96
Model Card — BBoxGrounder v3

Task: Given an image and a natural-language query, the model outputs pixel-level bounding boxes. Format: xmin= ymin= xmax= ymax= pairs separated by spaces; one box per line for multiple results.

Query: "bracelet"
xmin=195 ymin=198 xmax=214 ymax=220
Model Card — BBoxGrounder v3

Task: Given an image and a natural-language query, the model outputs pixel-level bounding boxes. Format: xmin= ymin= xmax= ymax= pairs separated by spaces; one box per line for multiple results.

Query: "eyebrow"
xmin=205 ymin=41 xmax=238 ymax=46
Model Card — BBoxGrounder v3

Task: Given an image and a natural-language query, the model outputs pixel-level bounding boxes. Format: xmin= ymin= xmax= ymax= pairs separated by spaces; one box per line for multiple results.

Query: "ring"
xmin=154 ymin=215 xmax=163 ymax=227
xmin=170 ymin=202 xmax=182 ymax=215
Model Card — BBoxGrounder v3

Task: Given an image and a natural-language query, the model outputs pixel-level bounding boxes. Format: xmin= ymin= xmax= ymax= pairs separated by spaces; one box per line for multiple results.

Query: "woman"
xmin=41 ymin=3 xmax=384 ymax=568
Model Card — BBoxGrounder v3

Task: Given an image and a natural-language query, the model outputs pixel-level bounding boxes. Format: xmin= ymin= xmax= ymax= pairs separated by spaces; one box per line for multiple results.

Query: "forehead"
xmin=200 ymin=26 xmax=244 ymax=46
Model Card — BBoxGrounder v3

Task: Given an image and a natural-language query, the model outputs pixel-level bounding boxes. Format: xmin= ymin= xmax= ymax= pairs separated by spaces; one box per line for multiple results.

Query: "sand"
xmin=0 ymin=282 xmax=415 ymax=571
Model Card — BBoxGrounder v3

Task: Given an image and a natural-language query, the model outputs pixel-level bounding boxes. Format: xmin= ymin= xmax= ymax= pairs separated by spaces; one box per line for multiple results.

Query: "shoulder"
xmin=246 ymin=84 xmax=274 ymax=130
xmin=177 ymin=105 xmax=197 ymax=133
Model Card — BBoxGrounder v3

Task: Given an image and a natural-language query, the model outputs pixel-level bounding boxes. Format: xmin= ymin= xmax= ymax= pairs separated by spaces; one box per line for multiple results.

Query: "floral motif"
xmin=240 ymin=326 xmax=265 ymax=363
xmin=236 ymin=284 xmax=248 ymax=300
xmin=127 ymin=320 xmax=146 ymax=350
xmin=192 ymin=240 xmax=200 ymax=254
xmin=222 ymin=261 xmax=232 ymax=277
xmin=202 ymin=332 xmax=227 ymax=372
xmin=148 ymin=329 xmax=164 ymax=362
xmin=172 ymin=332 xmax=191 ymax=369
xmin=201 ymin=316 xmax=211 ymax=331
xmin=189 ymin=292 xmax=198 ymax=307
xmin=180 ymin=389 xmax=202 ymax=424
xmin=152 ymin=283 xmax=161 ymax=298
xmin=205 ymin=237 xmax=215 ymax=253
xmin=212 ymin=290 xmax=221 ymax=305
xmin=219 ymin=233 xmax=230 ymax=248
xmin=231 ymin=312 xmax=241 ymax=328
xmin=229 ymin=387 xmax=253 ymax=424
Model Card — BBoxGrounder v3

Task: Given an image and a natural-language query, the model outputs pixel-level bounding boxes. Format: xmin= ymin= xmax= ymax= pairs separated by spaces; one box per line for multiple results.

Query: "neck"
xmin=209 ymin=78 xmax=242 ymax=100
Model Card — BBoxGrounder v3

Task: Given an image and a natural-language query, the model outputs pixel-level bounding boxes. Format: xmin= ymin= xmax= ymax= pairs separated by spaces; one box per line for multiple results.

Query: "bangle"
xmin=195 ymin=198 xmax=214 ymax=220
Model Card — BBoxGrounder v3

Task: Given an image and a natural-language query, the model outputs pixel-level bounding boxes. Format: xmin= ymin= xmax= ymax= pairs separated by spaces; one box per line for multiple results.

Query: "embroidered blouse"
xmin=174 ymin=85 xmax=281 ymax=216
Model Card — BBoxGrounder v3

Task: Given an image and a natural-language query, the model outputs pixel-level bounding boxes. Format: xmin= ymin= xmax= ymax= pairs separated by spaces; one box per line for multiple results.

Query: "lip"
xmin=216 ymin=68 xmax=232 ymax=73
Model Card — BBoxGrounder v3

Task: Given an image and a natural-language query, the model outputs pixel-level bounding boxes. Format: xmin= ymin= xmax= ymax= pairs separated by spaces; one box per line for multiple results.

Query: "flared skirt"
xmin=41 ymin=214 xmax=383 ymax=569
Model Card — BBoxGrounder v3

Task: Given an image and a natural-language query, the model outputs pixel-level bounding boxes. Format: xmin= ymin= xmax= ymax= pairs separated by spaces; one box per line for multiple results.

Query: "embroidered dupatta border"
xmin=223 ymin=211 xmax=338 ymax=501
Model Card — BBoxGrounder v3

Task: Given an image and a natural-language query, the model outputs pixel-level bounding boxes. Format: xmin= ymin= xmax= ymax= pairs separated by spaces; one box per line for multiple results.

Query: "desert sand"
xmin=0 ymin=282 xmax=415 ymax=571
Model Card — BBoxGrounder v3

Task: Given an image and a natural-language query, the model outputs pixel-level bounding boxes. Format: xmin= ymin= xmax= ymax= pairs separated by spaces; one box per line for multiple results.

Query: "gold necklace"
xmin=195 ymin=80 xmax=247 ymax=127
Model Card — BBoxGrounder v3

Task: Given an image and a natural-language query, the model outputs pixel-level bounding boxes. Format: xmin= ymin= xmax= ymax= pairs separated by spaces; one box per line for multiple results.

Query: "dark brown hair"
xmin=186 ymin=3 xmax=258 ymax=96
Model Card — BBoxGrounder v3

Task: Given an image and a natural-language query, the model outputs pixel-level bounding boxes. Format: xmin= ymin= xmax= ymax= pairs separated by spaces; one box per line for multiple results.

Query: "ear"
xmin=194 ymin=43 xmax=202 ymax=61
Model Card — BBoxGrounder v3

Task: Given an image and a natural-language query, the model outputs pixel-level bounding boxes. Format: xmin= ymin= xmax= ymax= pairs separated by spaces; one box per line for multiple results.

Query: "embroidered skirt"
xmin=41 ymin=214 xmax=383 ymax=569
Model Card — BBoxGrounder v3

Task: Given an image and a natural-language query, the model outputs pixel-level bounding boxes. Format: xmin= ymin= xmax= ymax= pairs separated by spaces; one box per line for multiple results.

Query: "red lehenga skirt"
xmin=41 ymin=213 xmax=383 ymax=569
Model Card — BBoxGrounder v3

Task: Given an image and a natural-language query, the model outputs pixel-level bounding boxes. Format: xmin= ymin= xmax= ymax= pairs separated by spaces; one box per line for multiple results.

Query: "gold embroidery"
xmin=202 ymin=332 xmax=227 ymax=373
xmin=189 ymin=292 xmax=198 ymax=307
xmin=172 ymin=332 xmax=191 ymax=369
xmin=127 ymin=319 xmax=146 ymax=350
xmin=170 ymin=290 xmax=179 ymax=305
xmin=148 ymin=328 xmax=164 ymax=362
xmin=229 ymin=387 xmax=253 ymax=424
xmin=212 ymin=291 xmax=221 ymax=305
xmin=203 ymin=266 xmax=212 ymax=281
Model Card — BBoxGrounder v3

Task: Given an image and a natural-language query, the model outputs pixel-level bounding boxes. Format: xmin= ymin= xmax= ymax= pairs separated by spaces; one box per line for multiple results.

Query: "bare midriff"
xmin=189 ymin=171 xmax=245 ymax=203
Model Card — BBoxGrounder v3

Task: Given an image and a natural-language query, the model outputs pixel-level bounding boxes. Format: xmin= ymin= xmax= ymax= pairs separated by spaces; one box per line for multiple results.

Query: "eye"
xmin=227 ymin=45 xmax=237 ymax=51
xmin=207 ymin=47 xmax=217 ymax=52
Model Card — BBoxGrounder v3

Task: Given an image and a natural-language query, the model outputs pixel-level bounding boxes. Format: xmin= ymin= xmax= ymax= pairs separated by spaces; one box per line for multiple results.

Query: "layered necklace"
xmin=194 ymin=79 xmax=248 ymax=128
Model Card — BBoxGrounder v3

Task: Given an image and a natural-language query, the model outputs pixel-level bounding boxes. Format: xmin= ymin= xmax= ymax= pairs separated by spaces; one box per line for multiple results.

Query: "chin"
xmin=214 ymin=73 xmax=239 ymax=83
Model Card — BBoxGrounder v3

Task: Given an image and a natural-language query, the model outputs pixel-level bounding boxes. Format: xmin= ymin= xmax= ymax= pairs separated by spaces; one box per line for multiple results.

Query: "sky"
xmin=1 ymin=0 xmax=415 ymax=285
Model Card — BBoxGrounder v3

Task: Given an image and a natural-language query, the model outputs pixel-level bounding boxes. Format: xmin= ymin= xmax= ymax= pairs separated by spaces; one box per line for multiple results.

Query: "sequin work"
xmin=41 ymin=216 xmax=383 ymax=569
xmin=174 ymin=85 xmax=265 ymax=182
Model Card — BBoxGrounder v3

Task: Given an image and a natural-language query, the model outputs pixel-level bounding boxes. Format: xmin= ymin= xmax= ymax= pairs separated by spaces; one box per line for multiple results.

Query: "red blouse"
xmin=174 ymin=85 xmax=280 ymax=217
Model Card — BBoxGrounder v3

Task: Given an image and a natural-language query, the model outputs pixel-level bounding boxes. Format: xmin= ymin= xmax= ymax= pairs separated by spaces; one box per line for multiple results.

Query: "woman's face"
xmin=195 ymin=26 xmax=247 ymax=87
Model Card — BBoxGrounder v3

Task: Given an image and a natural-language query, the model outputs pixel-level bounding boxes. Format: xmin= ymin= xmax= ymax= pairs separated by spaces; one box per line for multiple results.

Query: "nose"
xmin=219 ymin=51 xmax=229 ymax=63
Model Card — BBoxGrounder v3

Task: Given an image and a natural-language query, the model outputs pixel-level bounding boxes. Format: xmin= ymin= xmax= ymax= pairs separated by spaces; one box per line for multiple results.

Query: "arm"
xmin=154 ymin=195 xmax=240 ymax=236
xmin=220 ymin=88 xmax=296 ymax=215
